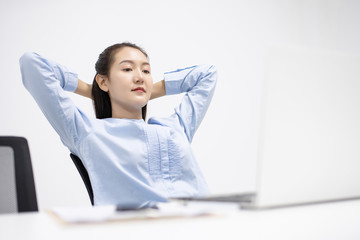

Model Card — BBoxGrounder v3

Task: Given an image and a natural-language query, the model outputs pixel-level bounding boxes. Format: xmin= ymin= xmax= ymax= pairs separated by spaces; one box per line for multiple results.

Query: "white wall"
xmin=1 ymin=0 xmax=359 ymax=210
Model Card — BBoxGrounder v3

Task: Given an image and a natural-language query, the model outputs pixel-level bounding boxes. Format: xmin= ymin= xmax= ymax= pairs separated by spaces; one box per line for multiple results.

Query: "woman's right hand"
xmin=75 ymin=79 xmax=93 ymax=99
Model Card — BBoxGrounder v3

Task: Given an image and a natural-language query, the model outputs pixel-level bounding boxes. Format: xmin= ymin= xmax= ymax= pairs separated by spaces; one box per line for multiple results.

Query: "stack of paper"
xmin=48 ymin=201 xmax=238 ymax=223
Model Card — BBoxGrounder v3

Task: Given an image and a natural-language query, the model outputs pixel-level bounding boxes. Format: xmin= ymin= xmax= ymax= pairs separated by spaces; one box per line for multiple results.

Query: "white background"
xmin=0 ymin=0 xmax=359 ymax=210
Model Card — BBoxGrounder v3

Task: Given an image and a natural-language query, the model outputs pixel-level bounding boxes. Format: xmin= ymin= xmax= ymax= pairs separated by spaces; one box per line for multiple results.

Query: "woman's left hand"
xmin=150 ymin=80 xmax=165 ymax=100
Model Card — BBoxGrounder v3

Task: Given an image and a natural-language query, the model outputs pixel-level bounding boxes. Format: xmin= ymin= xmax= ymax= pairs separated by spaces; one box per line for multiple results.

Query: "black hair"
xmin=92 ymin=42 xmax=148 ymax=120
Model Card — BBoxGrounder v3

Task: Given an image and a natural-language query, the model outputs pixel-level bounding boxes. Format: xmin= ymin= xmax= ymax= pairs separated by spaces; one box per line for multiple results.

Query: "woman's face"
xmin=101 ymin=46 xmax=153 ymax=118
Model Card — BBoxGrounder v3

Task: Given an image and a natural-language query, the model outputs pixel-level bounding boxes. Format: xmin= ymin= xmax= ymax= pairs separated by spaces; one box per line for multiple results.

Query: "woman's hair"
xmin=92 ymin=42 xmax=149 ymax=120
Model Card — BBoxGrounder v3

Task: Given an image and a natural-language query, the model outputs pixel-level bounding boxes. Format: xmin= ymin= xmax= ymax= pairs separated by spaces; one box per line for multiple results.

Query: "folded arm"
xmin=160 ymin=65 xmax=218 ymax=142
xmin=20 ymin=52 xmax=91 ymax=154
xmin=75 ymin=79 xmax=92 ymax=99
xmin=150 ymin=80 xmax=166 ymax=100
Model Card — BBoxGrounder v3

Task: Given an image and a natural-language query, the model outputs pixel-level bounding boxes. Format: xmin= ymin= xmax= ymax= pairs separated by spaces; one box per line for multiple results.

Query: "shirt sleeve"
xmin=164 ymin=64 xmax=218 ymax=142
xmin=19 ymin=52 xmax=91 ymax=154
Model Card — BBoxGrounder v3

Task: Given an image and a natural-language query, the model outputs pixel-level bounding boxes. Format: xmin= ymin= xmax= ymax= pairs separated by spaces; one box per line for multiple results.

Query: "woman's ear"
xmin=95 ymin=74 xmax=109 ymax=92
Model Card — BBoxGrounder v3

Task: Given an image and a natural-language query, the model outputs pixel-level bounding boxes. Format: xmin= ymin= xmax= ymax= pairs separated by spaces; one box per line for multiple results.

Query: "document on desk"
xmin=48 ymin=202 xmax=238 ymax=223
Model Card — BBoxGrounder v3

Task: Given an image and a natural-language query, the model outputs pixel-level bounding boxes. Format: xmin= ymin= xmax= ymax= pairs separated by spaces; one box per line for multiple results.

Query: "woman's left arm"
xmin=150 ymin=80 xmax=166 ymax=100
xmin=162 ymin=65 xmax=218 ymax=142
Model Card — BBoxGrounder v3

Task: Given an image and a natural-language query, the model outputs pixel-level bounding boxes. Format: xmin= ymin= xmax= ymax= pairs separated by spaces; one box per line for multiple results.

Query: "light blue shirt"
xmin=19 ymin=52 xmax=217 ymax=207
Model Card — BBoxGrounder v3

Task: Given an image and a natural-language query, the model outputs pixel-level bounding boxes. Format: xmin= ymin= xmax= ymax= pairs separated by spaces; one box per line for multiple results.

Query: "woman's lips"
xmin=132 ymin=87 xmax=145 ymax=93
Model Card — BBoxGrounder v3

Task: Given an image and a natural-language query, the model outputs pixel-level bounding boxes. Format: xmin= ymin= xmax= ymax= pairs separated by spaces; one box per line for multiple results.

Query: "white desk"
xmin=1 ymin=200 xmax=360 ymax=240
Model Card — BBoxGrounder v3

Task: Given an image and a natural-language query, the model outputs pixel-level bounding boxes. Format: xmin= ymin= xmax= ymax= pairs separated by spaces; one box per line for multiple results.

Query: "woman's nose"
xmin=134 ymin=69 xmax=144 ymax=83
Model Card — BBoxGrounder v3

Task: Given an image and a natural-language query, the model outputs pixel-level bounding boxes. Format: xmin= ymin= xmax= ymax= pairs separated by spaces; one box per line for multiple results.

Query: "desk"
xmin=1 ymin=200 xmax=360 ymax=240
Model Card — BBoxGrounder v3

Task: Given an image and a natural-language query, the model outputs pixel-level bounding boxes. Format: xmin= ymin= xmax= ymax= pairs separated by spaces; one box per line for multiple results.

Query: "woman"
xmin=20 ymin=42 xmax=217 ymax=208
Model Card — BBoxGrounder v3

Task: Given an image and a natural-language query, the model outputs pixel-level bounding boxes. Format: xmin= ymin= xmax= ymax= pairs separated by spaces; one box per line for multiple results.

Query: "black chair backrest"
xmin=70 ymin=153 xmax=94 ymax=205
xmin=0 ymin=136 xmax=38 ymax=213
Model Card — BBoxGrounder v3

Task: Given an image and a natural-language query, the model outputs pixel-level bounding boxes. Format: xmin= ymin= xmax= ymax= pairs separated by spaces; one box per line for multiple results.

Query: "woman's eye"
xmin=143 ymin=70 xmax=150 ymax=74
xmin=123 ymin=68 xmax=132 ymax=72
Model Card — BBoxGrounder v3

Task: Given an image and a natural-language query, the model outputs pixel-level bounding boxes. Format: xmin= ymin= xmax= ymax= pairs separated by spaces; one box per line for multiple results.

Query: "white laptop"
xmin=178 ymin=45 xmax=360 ymax=209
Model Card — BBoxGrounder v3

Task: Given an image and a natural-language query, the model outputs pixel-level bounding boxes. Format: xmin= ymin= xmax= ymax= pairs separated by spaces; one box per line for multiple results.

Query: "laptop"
xmin=176 ymin=45 xmax=360 ymax=209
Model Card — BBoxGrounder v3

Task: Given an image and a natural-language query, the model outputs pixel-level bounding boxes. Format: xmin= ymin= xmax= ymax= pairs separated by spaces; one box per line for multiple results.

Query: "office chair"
xmin=70 ymin=153 xmax=94 ymax=205
xmin=0 ymin=136 xmax=38 ymax=214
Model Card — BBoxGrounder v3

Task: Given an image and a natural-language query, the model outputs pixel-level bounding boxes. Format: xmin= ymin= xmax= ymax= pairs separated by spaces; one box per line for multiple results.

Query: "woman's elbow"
xmin=19 ymin=52 xmax=42 ymax=88
xmin=19 ymin=52 xmax=39 ymax=68
xmin=206 ymin=65 xmax=218 ymax=85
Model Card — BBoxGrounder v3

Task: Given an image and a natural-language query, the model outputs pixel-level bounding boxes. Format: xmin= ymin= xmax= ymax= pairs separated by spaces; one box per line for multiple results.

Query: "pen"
xmin=115 ymin=204 xmax=159 ymax=212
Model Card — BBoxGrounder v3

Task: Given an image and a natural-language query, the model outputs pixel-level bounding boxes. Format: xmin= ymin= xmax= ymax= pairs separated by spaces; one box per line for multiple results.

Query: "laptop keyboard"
xmin=173 ymin=192 xmax=256 ymax=203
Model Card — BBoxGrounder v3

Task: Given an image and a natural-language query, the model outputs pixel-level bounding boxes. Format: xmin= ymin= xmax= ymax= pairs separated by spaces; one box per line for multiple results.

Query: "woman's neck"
xmin=111 ymin=106 xmax=142 ymax=120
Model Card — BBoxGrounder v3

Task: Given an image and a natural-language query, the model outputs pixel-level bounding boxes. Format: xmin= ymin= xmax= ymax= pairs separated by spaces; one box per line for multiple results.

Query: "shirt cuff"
xmin=164 ymin=65 xmax=197 ymax=95
xmin=65 ymin=72 xmax=79 ymax=92
xmin=52 ymin=65 xmax=79 ymax=92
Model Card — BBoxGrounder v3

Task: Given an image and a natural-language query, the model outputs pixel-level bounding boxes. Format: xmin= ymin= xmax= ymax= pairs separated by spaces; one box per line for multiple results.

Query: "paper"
xmin=50 ymin=205 xmax=117 ymax=223
xmin=48 ymin=201 xmax=236 ymax=223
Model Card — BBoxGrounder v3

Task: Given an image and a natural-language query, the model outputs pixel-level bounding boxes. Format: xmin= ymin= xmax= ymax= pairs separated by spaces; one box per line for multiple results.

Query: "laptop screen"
xmin=256 ymin=46 xmax=360 ymax=208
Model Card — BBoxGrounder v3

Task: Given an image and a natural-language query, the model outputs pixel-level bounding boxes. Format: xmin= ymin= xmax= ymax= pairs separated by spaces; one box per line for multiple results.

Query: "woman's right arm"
xmin=19 ymin=52 xmax=91 ymax=154
xmin=75 ymin=79 xmax=93 ymax=99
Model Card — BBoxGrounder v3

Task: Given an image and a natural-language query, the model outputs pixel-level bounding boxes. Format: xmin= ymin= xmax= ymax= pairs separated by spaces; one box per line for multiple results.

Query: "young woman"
xmin=20 ymin=42 xmax=217 ymax=208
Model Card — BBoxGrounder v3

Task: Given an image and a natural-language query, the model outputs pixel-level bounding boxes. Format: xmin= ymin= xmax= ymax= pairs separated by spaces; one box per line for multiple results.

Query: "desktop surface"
xmin=1 ymin=199 xmax=360 ymax=240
